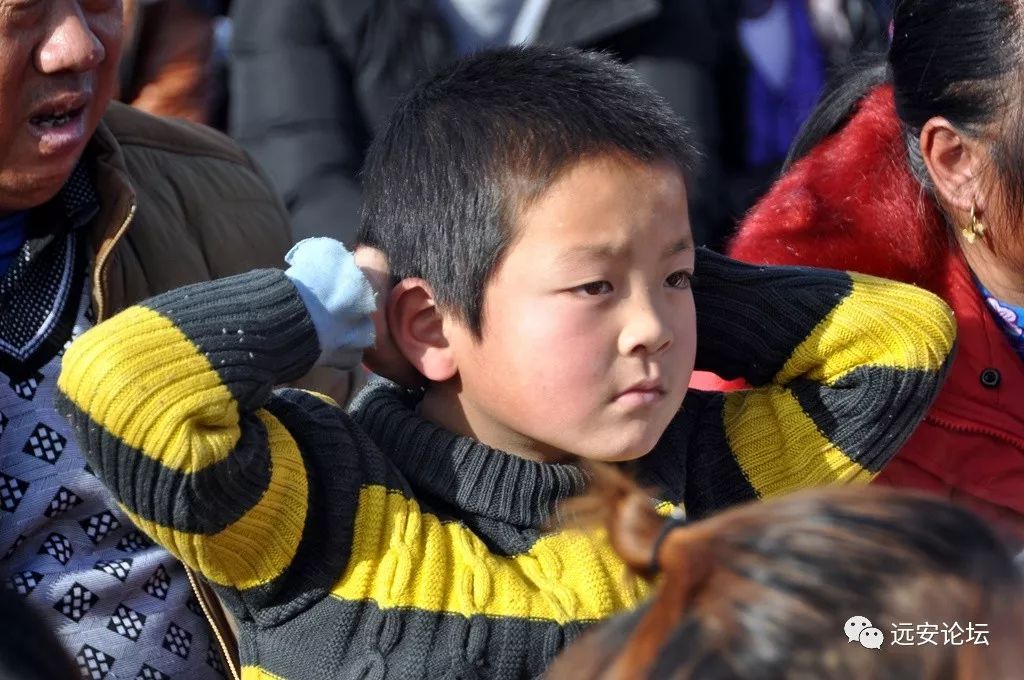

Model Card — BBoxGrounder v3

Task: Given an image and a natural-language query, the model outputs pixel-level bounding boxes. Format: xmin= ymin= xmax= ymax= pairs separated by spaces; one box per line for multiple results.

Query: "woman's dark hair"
xmin=784 ymin=56 xmax=890 ymax=167
xmin=548 ymin=465 xmax=1024 ymax=680
xmin=786 ymin=0 xmax=1024 ymax=225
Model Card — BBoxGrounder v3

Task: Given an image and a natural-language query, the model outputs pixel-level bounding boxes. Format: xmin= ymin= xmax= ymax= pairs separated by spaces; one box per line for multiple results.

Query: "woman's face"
xmin=977 ymin=162 xmax=1024 ymax=264
xmin=954 ymin=148 xmax=1024 ymax=303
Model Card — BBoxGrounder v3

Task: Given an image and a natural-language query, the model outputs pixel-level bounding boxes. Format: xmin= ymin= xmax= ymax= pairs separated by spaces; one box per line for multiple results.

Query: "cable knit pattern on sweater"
xmin=56 ymin=248 xmax=956 ymax=678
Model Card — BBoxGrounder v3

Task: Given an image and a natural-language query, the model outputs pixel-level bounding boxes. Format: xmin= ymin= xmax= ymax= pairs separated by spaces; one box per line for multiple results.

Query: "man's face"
xmin=443 ymin=154 xmax=697 ymax=463
xmin=0 ymin=0 xmax=123 ymax=213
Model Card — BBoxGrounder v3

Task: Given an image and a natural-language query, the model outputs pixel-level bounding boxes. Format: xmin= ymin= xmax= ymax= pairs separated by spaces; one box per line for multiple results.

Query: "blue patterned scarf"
xmin=976 ymin=278 xmax=1024 ymax=361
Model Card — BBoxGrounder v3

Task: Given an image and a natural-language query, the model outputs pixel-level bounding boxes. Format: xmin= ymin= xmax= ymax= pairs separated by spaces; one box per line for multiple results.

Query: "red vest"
xmin=873 ymin=252 xmax=1024 ymax=536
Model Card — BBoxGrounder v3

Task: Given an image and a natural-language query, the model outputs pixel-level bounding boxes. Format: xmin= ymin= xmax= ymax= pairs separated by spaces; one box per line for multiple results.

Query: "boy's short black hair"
xmin=359 ymin=46 xmax=699 ymax=335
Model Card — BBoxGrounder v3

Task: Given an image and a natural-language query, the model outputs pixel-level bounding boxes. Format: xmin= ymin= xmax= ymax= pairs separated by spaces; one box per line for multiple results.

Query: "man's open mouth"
xmin=30 ymin=106 xmax=84 ymax=128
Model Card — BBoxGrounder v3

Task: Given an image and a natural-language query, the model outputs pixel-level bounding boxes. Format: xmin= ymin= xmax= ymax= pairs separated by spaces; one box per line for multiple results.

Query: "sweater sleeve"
xmin=646 ymin=249 xmax=956 ymax=516
xmin=55 ymin=242 xmax=376 ymax=609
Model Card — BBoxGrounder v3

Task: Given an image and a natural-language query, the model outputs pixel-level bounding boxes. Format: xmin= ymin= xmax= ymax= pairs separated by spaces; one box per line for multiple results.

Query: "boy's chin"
xmin=572 ymin=437 xmax=659 ymax=463
xmin=569 ymin=418 xmax=671 ymax=463
xmin=577 ymin=450 xmax=650 ymax=464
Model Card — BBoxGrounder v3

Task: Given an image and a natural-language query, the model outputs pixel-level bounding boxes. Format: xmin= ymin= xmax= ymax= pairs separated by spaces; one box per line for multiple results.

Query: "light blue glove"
xmin=284 ymin=237 xmax=376 ymax=369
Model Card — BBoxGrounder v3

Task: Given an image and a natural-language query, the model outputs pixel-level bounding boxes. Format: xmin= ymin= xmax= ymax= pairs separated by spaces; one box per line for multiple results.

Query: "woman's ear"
xmin=920 ymin=117 xmax=985 ymax=213
xmin=387 ymin=278 xmax=458 ymax=382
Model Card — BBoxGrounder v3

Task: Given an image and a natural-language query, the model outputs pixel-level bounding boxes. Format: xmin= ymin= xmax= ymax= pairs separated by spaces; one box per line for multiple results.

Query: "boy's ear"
xmin=387 ymin=278 xmax=458 ymax=382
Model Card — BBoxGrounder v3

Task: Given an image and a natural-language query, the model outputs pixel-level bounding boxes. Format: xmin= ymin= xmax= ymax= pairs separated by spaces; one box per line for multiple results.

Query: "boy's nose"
xmin=618 ymin=295 xmax=673 ymax=357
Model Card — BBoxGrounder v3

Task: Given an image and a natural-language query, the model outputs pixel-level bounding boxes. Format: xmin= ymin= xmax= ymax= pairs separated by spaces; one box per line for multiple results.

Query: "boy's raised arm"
xmin=55 ymin=239 xmax=375 ymax=597
xmin=664 ymin=249 xmax=955 ymax=516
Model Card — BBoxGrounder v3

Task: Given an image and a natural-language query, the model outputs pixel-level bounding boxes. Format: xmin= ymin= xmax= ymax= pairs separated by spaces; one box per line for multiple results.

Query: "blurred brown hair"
xmin=548 ymin=465 xmax=1024 ymax=680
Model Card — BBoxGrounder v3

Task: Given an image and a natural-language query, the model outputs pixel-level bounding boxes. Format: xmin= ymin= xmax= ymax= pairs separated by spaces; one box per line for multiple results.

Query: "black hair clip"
xmin=649 ymin=506 xmax=688 ymax=574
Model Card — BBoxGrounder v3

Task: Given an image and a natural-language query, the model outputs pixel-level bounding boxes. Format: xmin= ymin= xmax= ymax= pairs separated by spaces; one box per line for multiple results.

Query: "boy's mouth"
xmin=615 ymin=379 xmax=666 ymax=407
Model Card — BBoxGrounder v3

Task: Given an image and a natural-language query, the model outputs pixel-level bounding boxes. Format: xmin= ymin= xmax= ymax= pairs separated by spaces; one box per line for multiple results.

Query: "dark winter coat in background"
xmin=228 ymin=0 xmax=741 ymax=248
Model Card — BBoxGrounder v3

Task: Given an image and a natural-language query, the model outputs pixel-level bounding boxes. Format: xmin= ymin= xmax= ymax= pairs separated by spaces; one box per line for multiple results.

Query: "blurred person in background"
xmin=118 ymin=0 xmax=225 ymax=125
xmin=0 ymin=1 xmax=291 ymax=677
xmin=731 ymin=0 xmax=887 ymax=208
xmin=548 ymin=465 xmax=1024 ymax=680
xmin=229 ymin=1 xmax=889 ymax=252
xmin=228 ymin=0 xmax=740 ymax=249
xmin=725 ymin=0 xmax=1024 ymax=540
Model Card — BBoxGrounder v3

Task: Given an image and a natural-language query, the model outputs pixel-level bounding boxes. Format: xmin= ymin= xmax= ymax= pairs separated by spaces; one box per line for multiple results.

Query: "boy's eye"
xmin=575 ymin=281 xmax=613 ymax=296
xmin=666 ymin=271 xmax=692 ymax=290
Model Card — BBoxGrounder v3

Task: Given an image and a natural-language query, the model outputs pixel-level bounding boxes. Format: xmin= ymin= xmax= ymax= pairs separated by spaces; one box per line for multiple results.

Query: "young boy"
xmin=57 ymin=47 xmax=955 ymax=678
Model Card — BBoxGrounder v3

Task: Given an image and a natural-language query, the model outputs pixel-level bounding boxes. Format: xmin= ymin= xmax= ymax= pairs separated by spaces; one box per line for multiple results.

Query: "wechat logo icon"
xmin=845 ymin=616 xmax=884 ymax=649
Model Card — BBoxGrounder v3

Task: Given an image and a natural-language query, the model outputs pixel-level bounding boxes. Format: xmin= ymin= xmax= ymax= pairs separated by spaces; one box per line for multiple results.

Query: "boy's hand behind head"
xmin=354 ymin=245 xmax=425 ymax=388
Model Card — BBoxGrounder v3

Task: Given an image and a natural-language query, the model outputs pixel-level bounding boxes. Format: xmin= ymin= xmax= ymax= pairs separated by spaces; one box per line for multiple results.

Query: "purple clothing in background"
xmin=741 ymin=0 xmax=826 ymax=167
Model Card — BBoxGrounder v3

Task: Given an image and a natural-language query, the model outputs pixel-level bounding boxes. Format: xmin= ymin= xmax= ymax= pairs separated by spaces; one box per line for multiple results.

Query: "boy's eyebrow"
xmin=559 ymin=244 xmax=621 ymax=264
xmin=663 ymin=236 xmax=694 ymax=258
xmin=557 ymin=235 xmax=695 ymax=266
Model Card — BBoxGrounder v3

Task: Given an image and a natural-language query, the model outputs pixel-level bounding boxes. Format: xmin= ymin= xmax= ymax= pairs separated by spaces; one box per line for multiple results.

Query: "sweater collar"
xmin=349 ymin=378 xmax=588 ymax=528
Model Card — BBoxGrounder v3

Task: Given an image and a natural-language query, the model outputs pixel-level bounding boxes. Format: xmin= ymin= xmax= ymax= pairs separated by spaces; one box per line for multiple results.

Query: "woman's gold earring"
xmin=963 ymin=204 xmax=987 ymax=245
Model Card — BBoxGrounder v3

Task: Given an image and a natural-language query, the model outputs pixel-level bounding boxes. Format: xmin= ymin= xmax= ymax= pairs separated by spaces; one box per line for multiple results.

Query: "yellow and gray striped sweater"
xmin=56 ymin=249 xmax=955 ymax=679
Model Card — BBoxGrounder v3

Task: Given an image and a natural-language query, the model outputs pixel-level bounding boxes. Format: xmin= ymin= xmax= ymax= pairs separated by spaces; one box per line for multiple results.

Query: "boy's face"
xmin=440 ymin=154 xmax=696 ymax=462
